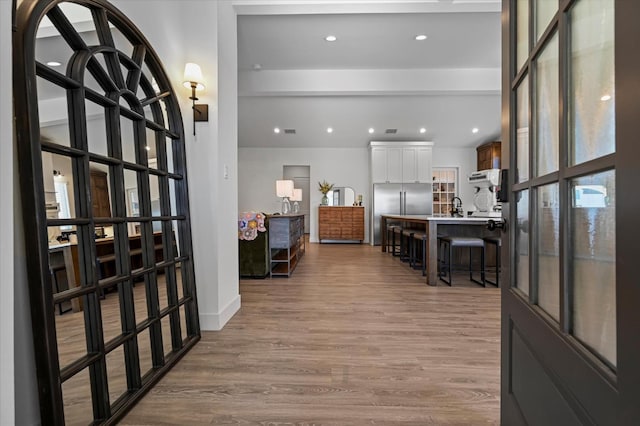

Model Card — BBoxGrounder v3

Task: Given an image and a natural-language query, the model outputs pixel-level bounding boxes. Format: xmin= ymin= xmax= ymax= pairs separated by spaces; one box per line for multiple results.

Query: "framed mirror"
xmin=326 ymin=186 xmax=356 ymax=206
xmin=14 ymin=0 xmax=201 ymax=423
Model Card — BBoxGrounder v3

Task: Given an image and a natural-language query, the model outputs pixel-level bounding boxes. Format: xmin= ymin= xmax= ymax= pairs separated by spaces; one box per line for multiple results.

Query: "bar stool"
xmin=50 ymin=264 xmax=71 ymax=315
xmin=391 ymin=225 xmax=403 ymax=257
xmin=401 ymin=228 xmax=416 ymax=263
xmin=411 ymin=231 xmax=427 ymax=276
xmin=483 ymin=236 xmax=501 ymax=287
xmin=386 ymin=224 xmax=401 ymax=256
xmin=439 ymin=236 xmax=486 ymax=286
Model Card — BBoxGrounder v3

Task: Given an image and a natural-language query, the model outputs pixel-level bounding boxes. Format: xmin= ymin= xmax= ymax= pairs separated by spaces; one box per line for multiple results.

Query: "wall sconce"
xmin=276 ymin=180 xmax=294 ymax=215
xmin=183 ymin=62 xmax=209 ymax=136
xmin=290 ymin=188 xmax=302 ymax=213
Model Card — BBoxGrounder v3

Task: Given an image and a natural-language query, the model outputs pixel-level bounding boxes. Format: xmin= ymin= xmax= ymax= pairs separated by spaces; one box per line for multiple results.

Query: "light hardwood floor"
xmin=121 ymin=240 xmax=501 ymax=425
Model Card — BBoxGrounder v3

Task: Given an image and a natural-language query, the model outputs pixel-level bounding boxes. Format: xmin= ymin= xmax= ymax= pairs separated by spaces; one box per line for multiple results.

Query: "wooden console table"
xmin=318 ymin=206 xmax=364 ymax=243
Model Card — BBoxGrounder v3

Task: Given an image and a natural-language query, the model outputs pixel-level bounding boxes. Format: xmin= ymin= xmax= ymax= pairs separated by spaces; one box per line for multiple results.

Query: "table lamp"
xmin=291 ymin=188 xmax=302 ymax=213
xmin=276 ymin=180 xmax=294 ymax=214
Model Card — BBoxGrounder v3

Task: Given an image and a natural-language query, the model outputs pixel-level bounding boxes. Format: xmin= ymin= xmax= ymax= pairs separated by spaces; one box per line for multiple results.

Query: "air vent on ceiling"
xmin=385 ymin=128 xmax=398 ymax=134
xmin=284 ymin=129 xmax=296 ymax=134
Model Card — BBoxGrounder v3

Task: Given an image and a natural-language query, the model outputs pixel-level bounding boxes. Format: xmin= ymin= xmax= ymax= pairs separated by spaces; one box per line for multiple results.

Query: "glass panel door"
xmin=501 ymin=0 xmax=639 ymax=424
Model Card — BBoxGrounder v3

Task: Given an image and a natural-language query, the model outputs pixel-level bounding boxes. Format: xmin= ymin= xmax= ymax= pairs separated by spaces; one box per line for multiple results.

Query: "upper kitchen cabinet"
xmin=370 ymin=141 xmax=434 ymax=184
xmin=476 ymin=141 xmax=501 ymax=171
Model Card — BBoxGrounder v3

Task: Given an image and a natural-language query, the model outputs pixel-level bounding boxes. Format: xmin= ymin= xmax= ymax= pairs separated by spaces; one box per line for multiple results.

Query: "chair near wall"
xmin=438 ymin=236 xmax=486 ymax=286
xmin=238 ymin=213 xmax=270 ymax=278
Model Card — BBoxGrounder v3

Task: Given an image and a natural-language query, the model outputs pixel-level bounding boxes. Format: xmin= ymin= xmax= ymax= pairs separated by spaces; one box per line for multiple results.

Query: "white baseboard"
xmin=198 ymin=294 xmax=241 ymax=331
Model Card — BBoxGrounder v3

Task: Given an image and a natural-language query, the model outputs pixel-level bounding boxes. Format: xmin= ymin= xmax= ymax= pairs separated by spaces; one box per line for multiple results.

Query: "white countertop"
xmin=382 ymin=214 xmax=497 ymax=223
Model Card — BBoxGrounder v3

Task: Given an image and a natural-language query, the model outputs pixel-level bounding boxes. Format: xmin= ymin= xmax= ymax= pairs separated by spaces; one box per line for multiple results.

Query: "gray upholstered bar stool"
xmin=483 ymin=236 xmax=501 ymax=286
xmin=390 ymin=224 xmax=403 ymax=257
xmin=439 ymin=236 xmax=486 ymax=286
xmin=386 ymin=223 xmax=400 ymax=255
xmin=401 ymin=228 xmax=416 ymax=263
xmin=411 ymin=231 xmax=427 ymax=276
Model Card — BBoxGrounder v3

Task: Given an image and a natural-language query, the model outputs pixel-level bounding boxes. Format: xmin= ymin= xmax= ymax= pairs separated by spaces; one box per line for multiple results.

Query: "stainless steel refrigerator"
xmin=372 ymin=183 xmax=432 ymax=245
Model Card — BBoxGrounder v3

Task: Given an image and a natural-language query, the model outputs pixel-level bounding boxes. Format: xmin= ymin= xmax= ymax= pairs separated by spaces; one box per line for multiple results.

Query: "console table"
xmin=318 ymin=206 xmax=365 ymax=243
xmin=268 ymin=214 xmax=305 ymax=277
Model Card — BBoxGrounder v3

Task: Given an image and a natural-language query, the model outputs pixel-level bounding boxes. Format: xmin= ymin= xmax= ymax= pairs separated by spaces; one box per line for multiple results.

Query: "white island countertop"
xmin=382 ymin=214 xmax=499 ymax=223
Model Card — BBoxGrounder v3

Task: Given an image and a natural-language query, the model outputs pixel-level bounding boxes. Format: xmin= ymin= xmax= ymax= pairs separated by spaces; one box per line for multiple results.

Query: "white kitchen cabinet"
xmin=369 ymin=142 xmax=433 ymax=184
xmin=402 ymin=148 xmax=417 ymax=182
xmin=416 ymin=147 xmax=433 ymax=183
xmin=370 ymin=147 xmax=388 ymax=183
xmin=386 ymin=147 xmax=403 ymax=183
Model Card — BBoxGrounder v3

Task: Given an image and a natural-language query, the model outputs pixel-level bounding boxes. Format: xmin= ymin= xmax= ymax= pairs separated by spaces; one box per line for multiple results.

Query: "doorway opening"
xmin=283 ymin=165 xmax=310 ymax=233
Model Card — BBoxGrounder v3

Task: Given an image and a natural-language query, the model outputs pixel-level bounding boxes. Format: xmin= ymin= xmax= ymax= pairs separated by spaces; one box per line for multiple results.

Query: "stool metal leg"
xmin=495 ymin=244 xmax=499 ymax=287
xmin=421 ymin=237 xmax=427 ymax=276
xmin=469 ymin=246 xmax=486 ymax=286
xmin=484 ymin=241 xmax=500 ymax=287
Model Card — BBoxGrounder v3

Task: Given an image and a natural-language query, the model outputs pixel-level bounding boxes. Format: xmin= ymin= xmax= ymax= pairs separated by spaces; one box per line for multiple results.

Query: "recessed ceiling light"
xmin=325 ymin=35 xmax=337 ymax=42
xmin=327 ymin=127 xmax=333 ymax=133
xmin=46 ymin=61 xmax=61 ymax=67
xmin=472 ymin=127 xmax=479 ymax=134
xmin=253 ymin=63 xmax=262 ymax=71
xmin=419 ymin=127 xmax=426 ymax=134
xmin=368 ymin=128 xmax=375 ymax=134
xmin=274 ymin=127 xmax=281 ymax=134
xmin=415 ymin=35 xmax=427 ymax=41
xmin=600 ymin=94 xmax=612 ymax=101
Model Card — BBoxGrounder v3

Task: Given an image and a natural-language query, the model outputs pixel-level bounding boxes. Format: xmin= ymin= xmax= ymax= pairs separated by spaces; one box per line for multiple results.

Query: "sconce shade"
xmin=276 ymin=180 xmax=294 ymax=198
xmin=183 ymin=62 xmax=205 ymax=91
xmin=290 ymin=188 xmax=302 ymax=202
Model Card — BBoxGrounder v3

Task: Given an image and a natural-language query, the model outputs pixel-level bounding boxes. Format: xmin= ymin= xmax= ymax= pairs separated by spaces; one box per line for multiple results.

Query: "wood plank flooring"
xmin=121 ymin=240 xmax=500 ymax=425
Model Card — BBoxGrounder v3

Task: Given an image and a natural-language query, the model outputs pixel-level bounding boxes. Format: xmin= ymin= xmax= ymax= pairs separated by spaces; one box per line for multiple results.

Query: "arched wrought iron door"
xmin=13 ymin=1 xmax=201 ymax=424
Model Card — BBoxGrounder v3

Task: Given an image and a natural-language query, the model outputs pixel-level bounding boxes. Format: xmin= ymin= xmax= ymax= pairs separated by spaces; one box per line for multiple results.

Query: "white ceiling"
xmin=33 ymin=1 xmax=504 ymax=151
xmin=237 ymin=7 xmax=502 ymax=149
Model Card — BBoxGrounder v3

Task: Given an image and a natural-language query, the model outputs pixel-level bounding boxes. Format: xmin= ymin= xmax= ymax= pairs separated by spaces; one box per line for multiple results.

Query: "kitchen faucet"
xmin=450 ymin=197 xmax=463 ymax=217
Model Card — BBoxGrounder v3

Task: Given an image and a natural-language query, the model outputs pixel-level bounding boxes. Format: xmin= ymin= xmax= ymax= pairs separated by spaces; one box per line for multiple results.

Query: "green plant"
xmin=318 ymin=180 xmax=334 ymax=195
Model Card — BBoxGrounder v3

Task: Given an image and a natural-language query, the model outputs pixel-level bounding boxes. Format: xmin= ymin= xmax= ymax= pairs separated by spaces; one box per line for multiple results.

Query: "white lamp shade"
xmin=290 ymin=188 xmax=303 ymax=202
xmin=276 ymin=180 xmax=294 ymax=198
xmin=183 ymin=62 xmax=205 ymax=90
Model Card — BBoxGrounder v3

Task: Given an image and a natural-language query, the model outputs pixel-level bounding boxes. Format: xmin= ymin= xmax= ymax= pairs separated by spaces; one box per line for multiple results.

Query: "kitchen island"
xmin=380 ymin=214 xmax=501 ymax=286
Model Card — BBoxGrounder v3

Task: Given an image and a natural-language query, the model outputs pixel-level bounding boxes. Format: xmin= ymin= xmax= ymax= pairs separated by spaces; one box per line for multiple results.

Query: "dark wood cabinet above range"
xmin=90 ymin=170 xmax=112 ymax=218
xmin=476 ymin=141 xmax=501 ymax=171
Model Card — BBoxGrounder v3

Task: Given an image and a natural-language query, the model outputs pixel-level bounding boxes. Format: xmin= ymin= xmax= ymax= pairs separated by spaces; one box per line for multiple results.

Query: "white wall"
xmin=111 ymin=0 xmax=240 ymax=329
xmin=1 ymin=1 xmax=15 ymax=423
xmin=238 ymin=146 xmax=476 ymax=243
xmin=239 ymin=147 xmax=371 ymax=243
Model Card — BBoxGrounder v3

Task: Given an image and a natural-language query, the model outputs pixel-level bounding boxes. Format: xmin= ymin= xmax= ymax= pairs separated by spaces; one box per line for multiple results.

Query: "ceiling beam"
xmin=232 ymin=0 xmax=501 ymax=16
xmin=239 ymin=68 xmax=500 ymax=97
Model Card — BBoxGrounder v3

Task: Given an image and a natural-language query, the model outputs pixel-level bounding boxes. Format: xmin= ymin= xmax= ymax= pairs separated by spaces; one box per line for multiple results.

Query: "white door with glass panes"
xmin=501 ymin=1 xmax=639 ymax=425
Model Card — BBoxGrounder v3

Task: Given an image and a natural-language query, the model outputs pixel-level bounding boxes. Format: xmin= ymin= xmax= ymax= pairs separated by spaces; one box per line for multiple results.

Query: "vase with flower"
xmin=318 ymin=180 xmax=334 ymax=205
